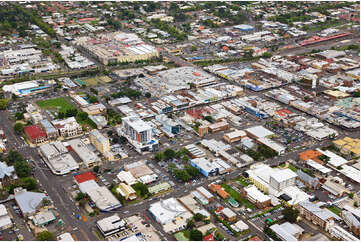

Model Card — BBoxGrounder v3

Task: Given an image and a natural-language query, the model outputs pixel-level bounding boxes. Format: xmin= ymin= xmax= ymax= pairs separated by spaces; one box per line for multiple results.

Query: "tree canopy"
xmin=36 ymin=231 xmax=55 ymax=241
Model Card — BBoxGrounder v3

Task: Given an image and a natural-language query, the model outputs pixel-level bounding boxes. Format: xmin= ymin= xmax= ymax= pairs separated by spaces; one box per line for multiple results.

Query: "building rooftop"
xmin=24 ymin=125 xmax=47 ymax=140
xmin=245 ymin=125 xmax=274 ymax=138
xmin=74 ymin=171 xmax=97 ymax=184
xmin=87 ymin=186 xmax=121 ymax=211
xmin=14 ymin=188 xmax=46 ymax=215
xmin=149 ymin=197 xmax=188 ymax=225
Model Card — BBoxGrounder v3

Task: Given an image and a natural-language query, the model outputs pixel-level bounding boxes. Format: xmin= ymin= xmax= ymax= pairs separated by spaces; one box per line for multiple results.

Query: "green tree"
xmin=194 ymin=213 xmax=206 ymax=222
xmin=88 ymin=96 xmax=98 ymax=104
xmin=93 ymin=166 xmax=100 ymax=173
xmin=7 ymin=150 xmax=24 ymax=164
xmin=173 ymin=169 xmax=190 ymax=182
xmin=186 ymin=219 xmax=195 ymax=229
xmin=184 ymin=165 xmax=200 ymax=178
xmin=348 ymin=193 xmax=354 ymax=199
xmin=15 ymin=112 xmax=24 ymax=120
xmin=261 ymin=52 xmax=272 ymax=58
xmin=0 ymin=99 xmax=9 ymax=110
xmin=57 ymin=111 xmax=65 ymax=119
xmin=190 ymin=229 xmax=203 ymax=241
xmin=75 ymin=192 xmax=85 ymax=201
xmin=14 ymin=160 xmax=31 ymax=178
xmin=132 ymin=182 xmax=150 ymax=197
xmin=66 ymin=108 xmax=78 ymax=117
xmin=354 ymin=201 xmax=358 ymax=207
xmin=164 ymin=149 xmax=176 ymax=160
xmin=154 ymin=152 xmax=165 ymax=161
xmin=203 ymin=116 xmax=213 ymax=123
xmin=20 ymin=177 xmax=37 ymax=190
xmin=90 ymin=88 xmax=98 ymax=95
xmin=14 ymin=122 xmax=24 ymax=135
xmin=36 ymin=231 xmax=54 ymax=241
xmin=191 ymin=45 xmax=198 ymax=52
xmin=145 ymin=92 xmax=151 ymax=98
xmin=282 ymin=206 xmax=300 ymax=223
xmin=76 ymin=111 xmax=88 ymax=121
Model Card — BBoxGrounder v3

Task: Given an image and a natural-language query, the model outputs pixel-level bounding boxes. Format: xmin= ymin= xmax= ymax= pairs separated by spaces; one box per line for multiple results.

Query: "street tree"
xmin=14 ymin=122 xmax=24 ymax=135
xmin=190 ymin=229 xmax=203 ymax=241
xmin=36 ymin=231 xmax=54 ymax=241
xmin=164 ymin=148 xmax=176 ymax=160
xmin=282 ymin=206 xmax=300 ymax=223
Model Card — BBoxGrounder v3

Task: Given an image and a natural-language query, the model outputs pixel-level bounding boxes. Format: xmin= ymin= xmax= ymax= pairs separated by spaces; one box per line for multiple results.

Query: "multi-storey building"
xmin=117 ymin=116 xmax=159 ymax=153
xmin=52 ymin=117 xmax=82 ymax=138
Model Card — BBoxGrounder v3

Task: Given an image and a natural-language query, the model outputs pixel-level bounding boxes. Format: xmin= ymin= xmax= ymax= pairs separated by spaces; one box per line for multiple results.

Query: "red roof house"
xmin=24 ymin=125 xmax=47 ymax=144
xmin=203 ymin=234 xmax=215 ymax=241
xmin=74 ymin=172 xmax=97 ymax=184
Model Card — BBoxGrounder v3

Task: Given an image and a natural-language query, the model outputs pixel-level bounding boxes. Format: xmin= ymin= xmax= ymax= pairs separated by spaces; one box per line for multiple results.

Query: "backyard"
xmin=221 ymin=183 xmax=256 ymax=209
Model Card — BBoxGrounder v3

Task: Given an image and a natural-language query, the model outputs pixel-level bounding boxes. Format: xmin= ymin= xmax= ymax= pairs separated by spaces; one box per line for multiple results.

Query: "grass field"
xmin=174 ymin=231 xmax=189 ymax=241
xmin=221 ymin=183 xmax=256 ymax=209
xmin=83 ymin=76 xmax=112 ymax=86
xmin=36 ymin=97 xmax=75 ymax=113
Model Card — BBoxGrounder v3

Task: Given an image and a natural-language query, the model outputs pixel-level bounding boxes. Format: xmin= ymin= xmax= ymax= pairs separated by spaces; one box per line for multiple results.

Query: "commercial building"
xmin=297 ymin=200 xmax=341 ymax=230
xmin=328 ymin=225 xmax=358 ymax=241
xmin=208 ymin=120 xmax=229 ymax=133
xmin=124 ymin=161 xmax=155 ymax=180
xmin=89 ymin=115 xmax=108 ymax=129
xmin=82 ymin=103 xmax=106 ymax=115
xmin=223 ymin=130 xmax=247 ymax=144
xmin=0 ymin=204 xmax=12 ymax=231
xmin=57 ymin=233 xmax=75 ymax=241
xmin=31 ymin=210 xmax=56 ymax=226
xmin=270 ymin=222 xmax=304 ymax=241
xmin=196 ymin=186 xmax=214 ymax=202
xmin=178 ymin=194 xmax=210 ymax=219
xmin=243 ymin=185 xmax=271 ymax=208
xmin=89 ymin=129 xmax=110 ymax=155
xmin=67 ymin=138 xmax=100 ymax=168
xmin=221 ymin=208 xmax=237 ymax=222
xmin=39 ymin=142 xmax=79 ymax=175
xmin=245 ymin=125 xmax=274 ymax=139
xmin=208 ymin=183 xmax=229 ymax=199
xmin=148 ymin=198 xmax=193 ymax=233
xmin=0 ymin=162 xmax=16 ymax=187
xmin=155 ymin=114 xmax=181 ymax=135
xmin=333 ymin=137 xmax=360 ymax=156
xmin=117 ymin=116 xmax=159 ymax=153
xmin=24 ymin=125 xmax=47 ymax=144
xmin=96 ymin=214 xmax=127 ymax=237
xmin=74 ymin=32 xmax=158 ymax=65
xmin=52 ymin=117 xmax=82 ymax=138
xmin=190 ymin=158 xmax=219 ymax=177
xmin=116 ymin=183 xmax=137 ymax=200
xmin=257 ymin=137 xmax=286 ymax=155
xmin=87 ymin=186 xmax=122 ymax=212
xmin=14 ymin=188 xmax=46 ymax=217
xmin=39 ymin=119 xmax=58 ymax=140
xmin=148 ymin=182 xmax=171 ymax=195
xmin=116 ymin=171 xmax=137 ymax=186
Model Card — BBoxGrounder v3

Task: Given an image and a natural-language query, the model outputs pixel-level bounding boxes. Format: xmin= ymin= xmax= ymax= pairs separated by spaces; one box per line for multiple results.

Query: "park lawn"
xmin=36 ymin=97 xmax=75 ymax=113
xmin=221 ymin=184 xmax=256 ymax=209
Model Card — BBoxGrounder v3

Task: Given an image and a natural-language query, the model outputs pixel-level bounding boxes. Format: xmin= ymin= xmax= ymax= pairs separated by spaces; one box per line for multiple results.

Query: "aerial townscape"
xmin=0 ymin=1 xmax=360 ymax=241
